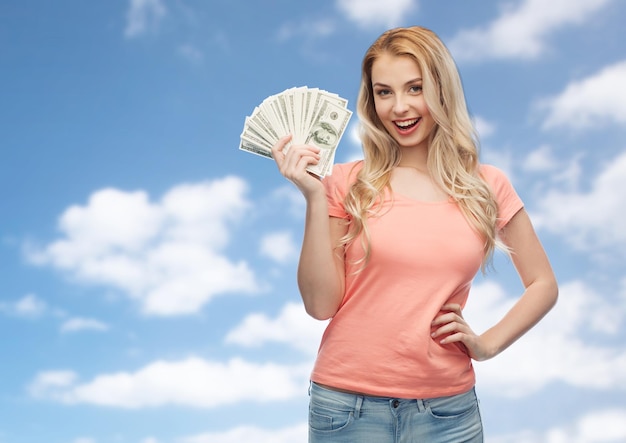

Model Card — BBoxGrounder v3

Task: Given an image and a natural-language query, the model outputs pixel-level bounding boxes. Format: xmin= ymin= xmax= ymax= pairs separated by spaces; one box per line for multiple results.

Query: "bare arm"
xmin=432 ymin=208 xmax=558 ymax=360
xmin=271 ymin=136 xmax=347 ymax=320
xmin=298 ymin=210 xmax=347 ymax=320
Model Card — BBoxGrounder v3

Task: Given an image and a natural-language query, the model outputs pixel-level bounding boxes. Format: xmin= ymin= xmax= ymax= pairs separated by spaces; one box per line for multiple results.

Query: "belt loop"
xmin=354 ymin=395 xmax=364 ymax=419
xmin=417 ymin=399 xmax=426 ymax=413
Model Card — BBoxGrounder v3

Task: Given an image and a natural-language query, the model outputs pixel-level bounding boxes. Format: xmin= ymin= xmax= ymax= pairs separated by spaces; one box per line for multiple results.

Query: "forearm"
xmin=479 ymin=277 xmax=558 ymax=360
xmin=297 ymin=190 xmax=345 ymax=320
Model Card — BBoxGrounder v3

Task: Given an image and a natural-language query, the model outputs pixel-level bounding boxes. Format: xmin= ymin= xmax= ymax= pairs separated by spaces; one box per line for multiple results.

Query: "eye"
xmin=409 ymin=85 xmax=423 ymax=94
xmin=374 ymin=88 xmax=391 ymax=97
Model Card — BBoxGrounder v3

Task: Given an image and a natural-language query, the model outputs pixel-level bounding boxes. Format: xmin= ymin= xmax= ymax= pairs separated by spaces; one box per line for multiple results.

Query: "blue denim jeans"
xmin=309 ymin=382 xmax=483 ymax=443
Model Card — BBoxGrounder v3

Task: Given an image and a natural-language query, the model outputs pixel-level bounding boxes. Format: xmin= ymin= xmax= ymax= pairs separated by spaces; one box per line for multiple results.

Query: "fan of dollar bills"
xmin=239 ymin=86 xmax=353 ymax=177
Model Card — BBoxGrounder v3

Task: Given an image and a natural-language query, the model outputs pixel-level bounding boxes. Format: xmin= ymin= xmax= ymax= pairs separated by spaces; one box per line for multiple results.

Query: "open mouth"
xmin=394 ymin=118 xmax=420 ymax=130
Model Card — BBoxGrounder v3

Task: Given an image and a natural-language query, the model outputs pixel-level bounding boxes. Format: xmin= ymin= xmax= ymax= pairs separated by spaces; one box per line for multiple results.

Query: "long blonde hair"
xmin=343 ymin=26 xmax=500 ymax=271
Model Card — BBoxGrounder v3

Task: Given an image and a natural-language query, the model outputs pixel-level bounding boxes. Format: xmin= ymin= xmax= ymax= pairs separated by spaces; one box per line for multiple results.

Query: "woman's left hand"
xmin=431 ymin=304 xmax=494 ymax=361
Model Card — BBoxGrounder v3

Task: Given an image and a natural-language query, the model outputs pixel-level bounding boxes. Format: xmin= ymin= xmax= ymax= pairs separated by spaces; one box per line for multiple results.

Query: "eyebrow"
xmin=372 ymin=78 xmax=423 ymax=88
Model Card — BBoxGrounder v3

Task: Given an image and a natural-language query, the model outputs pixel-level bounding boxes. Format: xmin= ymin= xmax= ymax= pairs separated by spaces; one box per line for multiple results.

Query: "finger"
xmin=431 ymin=311 xmax=462 ymax=326
xmin=439 ymin=331 xmax=467 ymax=346
xmin=441 ymin=303 xmax=462 ymax=314
xmin=281 ymin=148 xmax=318 ymax=170
xmin=282 ymin=146 xmax=321 ymax=173
xmin=431 ymin=320 xmax=463 ymax=338
xmin=271 ymin=135 xmax=293 ymax=163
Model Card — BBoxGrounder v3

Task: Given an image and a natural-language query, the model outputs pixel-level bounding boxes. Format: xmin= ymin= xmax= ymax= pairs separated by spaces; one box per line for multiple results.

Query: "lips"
xmin=394 ymin=117 xmax=420 ymax=131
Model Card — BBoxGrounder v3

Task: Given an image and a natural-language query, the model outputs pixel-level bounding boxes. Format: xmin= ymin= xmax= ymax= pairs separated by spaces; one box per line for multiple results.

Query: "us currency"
xmin=239 ymin=86 xmax=352 ymax=177
xmin=303 ymin=99 xmax=352 ymax=177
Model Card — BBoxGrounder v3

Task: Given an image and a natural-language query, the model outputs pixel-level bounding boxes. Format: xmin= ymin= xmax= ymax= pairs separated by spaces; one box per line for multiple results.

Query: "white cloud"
xmin=124 ymin=0 xmax=167 ymax=38
xmin=448 ymin=0 xmax=614 ymax=62
xmin=347 ymin=120 xmax=361 ymax=146
xmin=28 ymin=357 xmax=310 ymax=409
xmin=336 ymin=0 xmax=417 ymax=28
xmin=15 ymin=294 xmax=46 ymax=317
xmin=28 ymin=370 xmax=77 ymax=397
xmin=225 ymin=302 xmax=327 ymax=355
xmin=489 ymin=409 xmax=626 ymax=443
xmin=178 ymin=44 xmax=204 ymax=63
xmin=259 ymin=231 xmax=298 ymax=264
xmin=539 ymin=60 xmax=626 ymax=129
xmin=341 ymin=121 xmax=364 ymax=163
xmin=72 ymin=438 xmax=96 ymax=443
xmin=466 ymin=279 xmax=626 ymax=398
xmin=473 ymin=115 xmax=496 ymax=139
xmin=521 ymin=146 xmax=584 ymax=190
xmin=530 ymin=150 xmax=626 ymax=250
xmin=178 ymin=423 xmax=307 ymax=443
xmin=0 ymin=293 xmax=47 ymax=318
xmin=60 ymin=317 xmax=109 ymax=334
xmin=25 ymin=177 xmax=260 ymax=316
xmin=522 ymin=144 xmax=562 ymax=173
xmin=216 ymin=277 xmax=623 ymax=402
xmin=270 ymin=185 xmax=305 ymax=219
xmin=276 ymin=19 xmax=336 ymax=42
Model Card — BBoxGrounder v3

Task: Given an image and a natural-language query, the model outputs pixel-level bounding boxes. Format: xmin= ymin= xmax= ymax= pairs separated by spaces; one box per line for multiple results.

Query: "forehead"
xmin=371 ymin=53 xmax=422 ymax=83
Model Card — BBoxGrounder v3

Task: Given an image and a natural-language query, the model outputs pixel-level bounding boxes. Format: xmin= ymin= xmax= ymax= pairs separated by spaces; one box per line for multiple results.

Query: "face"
xmin=312 ymin=125 xmax=337 ymax=146
xmin=371 ymin=53 xmax=436 ymax=151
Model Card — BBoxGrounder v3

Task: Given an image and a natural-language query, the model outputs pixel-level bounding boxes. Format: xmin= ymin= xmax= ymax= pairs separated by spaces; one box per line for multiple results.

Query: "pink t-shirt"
xmin=311 ymin=160 xmax=524 ymax=399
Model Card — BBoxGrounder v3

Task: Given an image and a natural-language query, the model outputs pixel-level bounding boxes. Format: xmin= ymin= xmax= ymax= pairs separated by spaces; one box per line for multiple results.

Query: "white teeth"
xmin=395 ymin=118 xmax=419 ymax=128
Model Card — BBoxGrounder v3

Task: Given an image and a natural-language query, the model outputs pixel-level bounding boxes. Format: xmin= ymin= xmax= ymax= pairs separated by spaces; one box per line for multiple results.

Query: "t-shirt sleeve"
xmin=480 ymin=164 xmax=524 ymax=230
xmin=322 ymin=162 xmax=356 ymax=219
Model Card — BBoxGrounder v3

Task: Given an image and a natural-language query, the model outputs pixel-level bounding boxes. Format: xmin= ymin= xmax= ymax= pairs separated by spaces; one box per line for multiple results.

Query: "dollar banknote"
xmin=239 ymin=86 xmax=353 ymax=177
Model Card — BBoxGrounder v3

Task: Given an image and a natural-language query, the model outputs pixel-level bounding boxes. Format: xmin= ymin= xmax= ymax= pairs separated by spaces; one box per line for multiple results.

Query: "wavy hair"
xmin=343 ymin=26 xmax=501 ymax=271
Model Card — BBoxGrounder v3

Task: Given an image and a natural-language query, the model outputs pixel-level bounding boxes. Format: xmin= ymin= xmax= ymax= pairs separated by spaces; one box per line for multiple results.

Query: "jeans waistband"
xmin=309 ymin=382 xmax=429 ymax=414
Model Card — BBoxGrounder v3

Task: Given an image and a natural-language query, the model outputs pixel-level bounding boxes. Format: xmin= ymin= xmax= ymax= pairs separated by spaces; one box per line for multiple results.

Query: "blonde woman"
xmin=272 ymin=26 xmax=558 ymax=443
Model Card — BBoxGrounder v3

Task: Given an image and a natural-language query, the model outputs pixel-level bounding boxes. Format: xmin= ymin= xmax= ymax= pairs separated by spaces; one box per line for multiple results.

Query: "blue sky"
xmin=1 ymin=0 xmax=626 ymax=442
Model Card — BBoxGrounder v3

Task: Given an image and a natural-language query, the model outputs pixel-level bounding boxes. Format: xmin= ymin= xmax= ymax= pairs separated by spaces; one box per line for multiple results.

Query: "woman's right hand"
xmin=271 ymin=135 xmax=324 ymax=197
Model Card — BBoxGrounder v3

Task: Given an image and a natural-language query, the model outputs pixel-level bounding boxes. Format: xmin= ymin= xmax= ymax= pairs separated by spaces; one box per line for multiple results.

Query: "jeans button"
xmin=392 ymin=399 xmax=400 ymax=408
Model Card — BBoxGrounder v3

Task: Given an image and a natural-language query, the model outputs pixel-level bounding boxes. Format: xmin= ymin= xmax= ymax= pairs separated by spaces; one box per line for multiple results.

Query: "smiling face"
xmin=371 ymin=53 xmax=436 ymax=153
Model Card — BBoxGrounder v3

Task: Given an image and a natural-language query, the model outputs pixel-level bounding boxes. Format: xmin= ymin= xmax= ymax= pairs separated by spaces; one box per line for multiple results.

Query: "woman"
xmin=271 ymin=26 xmax=558 ymax=443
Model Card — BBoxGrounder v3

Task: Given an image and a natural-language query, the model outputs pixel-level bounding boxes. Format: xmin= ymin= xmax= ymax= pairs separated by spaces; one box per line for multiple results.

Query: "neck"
xmin=397 ymin=146 xmax=428 ymax=171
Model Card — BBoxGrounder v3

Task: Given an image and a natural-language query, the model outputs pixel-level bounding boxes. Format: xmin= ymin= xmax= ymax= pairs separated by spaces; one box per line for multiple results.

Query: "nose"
xmin=392 ymin=95 xmax=409 ymax=114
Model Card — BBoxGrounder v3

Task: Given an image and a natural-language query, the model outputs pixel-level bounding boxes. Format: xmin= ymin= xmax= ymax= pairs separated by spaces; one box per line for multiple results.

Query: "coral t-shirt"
xmin=310 ymin=160 xmax=524 ymax=399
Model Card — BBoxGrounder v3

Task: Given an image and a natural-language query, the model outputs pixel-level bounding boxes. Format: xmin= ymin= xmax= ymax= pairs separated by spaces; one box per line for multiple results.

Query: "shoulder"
xmin=479 ymin=164 xmax=516 ymax=195
xmin=479 ymin=163 xmax=508 ymax=184
xmin=331 ymin=160 xmax=363 ymax=178
xmin=478 ymin=164 xmax=524 ymax=228
xmin=322 ymin=161 xmax=362 ymax=216
xmin=324 ymin=160 xmax=363 ymax=189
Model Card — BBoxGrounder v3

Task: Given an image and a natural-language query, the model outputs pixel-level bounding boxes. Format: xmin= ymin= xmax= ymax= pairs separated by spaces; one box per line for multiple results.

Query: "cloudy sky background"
xmin=1 ymin=0 xmax=626 ymax=442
